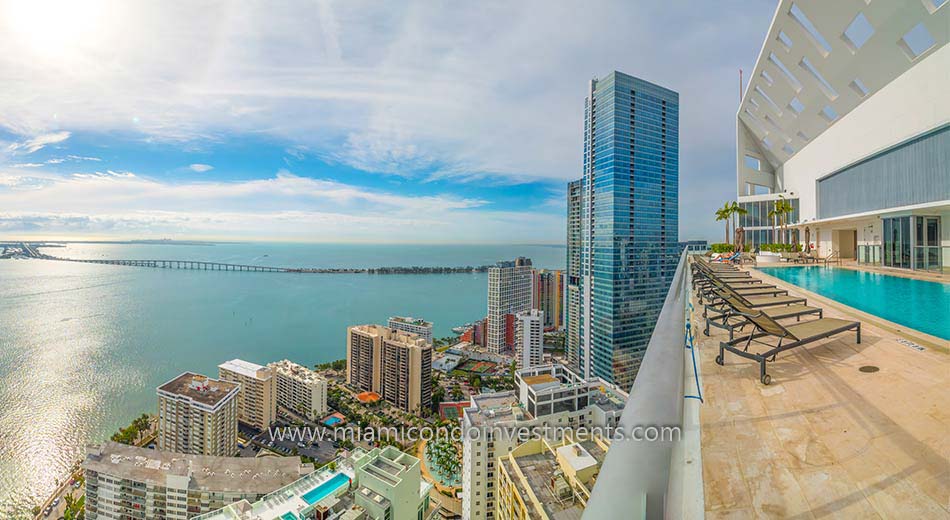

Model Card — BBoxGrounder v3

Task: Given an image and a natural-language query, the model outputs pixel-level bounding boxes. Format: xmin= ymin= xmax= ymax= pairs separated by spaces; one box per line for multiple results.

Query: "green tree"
xmin=715 ymin=203 xmax=731 ymax=244
xmin=729 ymin=201 xmax=748 ymax=248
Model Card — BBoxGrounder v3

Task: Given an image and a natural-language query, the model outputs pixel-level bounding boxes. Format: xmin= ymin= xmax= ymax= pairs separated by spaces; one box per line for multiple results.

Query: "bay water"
xmin=0 ymin=242 xmax=565 ymax=517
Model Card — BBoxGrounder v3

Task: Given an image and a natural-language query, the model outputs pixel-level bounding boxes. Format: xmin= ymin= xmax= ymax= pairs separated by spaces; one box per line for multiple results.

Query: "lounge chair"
xmin=739 ymin=252 xmax=757 ymax=266
xmin=701 ymin=279 xmax=807 ymax=317
xmin=779 ymin=252 xmax=798 ymax=263
xmin=716 ymin=306 xmax=860 ymax=385
xmin=704 ymin=290 xmax=823 ymax=340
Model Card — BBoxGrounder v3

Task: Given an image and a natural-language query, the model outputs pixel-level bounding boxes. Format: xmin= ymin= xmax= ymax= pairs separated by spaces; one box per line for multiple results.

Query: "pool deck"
xmin=697 ymin=267 xmax=949 ymax=518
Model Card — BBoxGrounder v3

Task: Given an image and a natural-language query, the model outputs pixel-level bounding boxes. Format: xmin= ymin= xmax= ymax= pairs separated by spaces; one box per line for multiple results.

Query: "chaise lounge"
xmin=716 ymin=305 xmax=860 ymax=385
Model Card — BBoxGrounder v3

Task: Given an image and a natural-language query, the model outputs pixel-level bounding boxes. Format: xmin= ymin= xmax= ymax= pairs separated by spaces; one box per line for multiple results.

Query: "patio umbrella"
xmin=804 ymin=227 xmax=810 ymax=251
xmin=735 ymin=227 xmax=745 ymax=252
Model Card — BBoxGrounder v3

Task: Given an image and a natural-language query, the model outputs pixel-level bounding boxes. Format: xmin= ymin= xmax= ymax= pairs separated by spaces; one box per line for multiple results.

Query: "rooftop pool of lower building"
xmin=757 ymin=266 xmax=949 ymax=340
xmin=300 ymin=472 xmax=350 ymax=505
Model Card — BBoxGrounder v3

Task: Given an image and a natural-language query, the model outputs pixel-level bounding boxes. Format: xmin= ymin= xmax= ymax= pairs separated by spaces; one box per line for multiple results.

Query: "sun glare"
xmin=3 ymin=0 xmax=107 ymax=56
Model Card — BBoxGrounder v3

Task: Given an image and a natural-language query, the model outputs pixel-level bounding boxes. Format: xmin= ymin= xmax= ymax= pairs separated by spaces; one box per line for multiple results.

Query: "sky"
xmin=0 ymin=0 xmax=777 ymax=243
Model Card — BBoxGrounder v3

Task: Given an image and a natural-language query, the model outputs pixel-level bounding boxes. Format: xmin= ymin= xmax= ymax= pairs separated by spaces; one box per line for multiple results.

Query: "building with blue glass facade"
xmin=566 ymin=71 xmax=679 ymax=391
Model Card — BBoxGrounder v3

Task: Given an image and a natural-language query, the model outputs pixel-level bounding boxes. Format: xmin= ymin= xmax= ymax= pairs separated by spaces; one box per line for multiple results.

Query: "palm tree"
xmin=715 ymin=204 xmax=731 ymax=244
xmin=729 ymin=202 xmax=748 ymax=248
xmin=767 ymin=207 xmax=779 ymax=246
xmin=773 ymin=196 xmax=795 ymax=245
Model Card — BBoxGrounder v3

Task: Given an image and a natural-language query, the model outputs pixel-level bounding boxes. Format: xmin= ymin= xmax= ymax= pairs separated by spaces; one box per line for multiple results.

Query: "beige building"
xmin=157 ymin=372 xmax=239 ymax=457
xmin=495 ymin=433 xmax=609 ymax=519
xmin=218 ymin=359 xmax=277 ymax=431
xmin=347 ymin=324 xmax=432 ymax=413
xmin=83 ymin=441 xmax=312 ymax=520
xmin=268 ymin=359 xmax=328 ymax=421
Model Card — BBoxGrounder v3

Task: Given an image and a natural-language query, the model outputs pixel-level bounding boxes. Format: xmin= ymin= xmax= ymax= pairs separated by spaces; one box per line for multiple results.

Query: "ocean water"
xmin=0 ymin=242 xmax=564 ymax=517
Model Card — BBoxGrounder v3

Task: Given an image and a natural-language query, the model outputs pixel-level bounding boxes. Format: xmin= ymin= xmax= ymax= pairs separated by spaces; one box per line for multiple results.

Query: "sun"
xmin=2 ymin=0 xmax=107 ymax=57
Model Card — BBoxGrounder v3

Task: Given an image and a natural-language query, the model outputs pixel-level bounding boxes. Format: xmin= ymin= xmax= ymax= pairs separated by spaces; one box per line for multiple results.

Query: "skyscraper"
xmin=567 ymin=71 xmax=679 ymax=390
xmin=565 ymin=179 xmax=583 ymax=372
xmin=486 ymin=257 xmax=533 ymax=353
xmin=531 ymin=269 xmax=564 ymax=330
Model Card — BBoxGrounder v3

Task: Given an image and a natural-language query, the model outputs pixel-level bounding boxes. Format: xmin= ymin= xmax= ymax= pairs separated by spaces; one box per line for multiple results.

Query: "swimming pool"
xmin=758 ymin=266 xmax=949 ymax=340
xmin=301 ymin=472 xmax=350 ymax=505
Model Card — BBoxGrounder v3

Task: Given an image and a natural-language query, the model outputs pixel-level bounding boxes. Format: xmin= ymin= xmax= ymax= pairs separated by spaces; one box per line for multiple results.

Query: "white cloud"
xmin=66 ymin=155 xmax=102 ymax=162
xmin=11 ymin=163 xmax=44 ymax=168
xmin=6 ymin=131 xmax=71 ymax=154
xmin=0 ymin=1 xmax=775 ymax=240
xmin=189 ymin=163 xmax=214 ymax=172
xmin=0 ymin=168 xmax=559 ymax=241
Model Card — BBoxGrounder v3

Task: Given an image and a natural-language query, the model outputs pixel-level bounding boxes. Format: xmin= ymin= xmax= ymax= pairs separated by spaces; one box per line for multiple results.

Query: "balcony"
xmin=583 ymin=251 xmax=948 ymax=518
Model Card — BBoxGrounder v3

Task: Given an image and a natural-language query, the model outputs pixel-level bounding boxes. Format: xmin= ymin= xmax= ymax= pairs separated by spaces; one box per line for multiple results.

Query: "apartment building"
xmin=191 ymin=446 xmax=432 ymax=520
xmin=387 ymin=316 xmax=433 ymax=344
xmin=268 ymin=359 xmax=328 ymax=421
xmin=83 ymin=441 xmax=312 ymax=520
xmin=157 ymin=372 xmax=239 ymax=457
xmin=461 ymin=364 xmax=626 ymax=519
xmin=347 ymin=324 xmax=433 ymax=413
xmin=736 ymin=1 xmax=947 ymax=270
xmin=487 ymin=257 xmax=534 ymax=353
xmin=495 ymin=433 xmax=610 ymax=519
xmin=531 ymin=269 xmax=564 ymax=330
xmin=514 ymin=309 xmax=543 ymax=370
xmin=217 ymin=358 xmax=276 ymax=431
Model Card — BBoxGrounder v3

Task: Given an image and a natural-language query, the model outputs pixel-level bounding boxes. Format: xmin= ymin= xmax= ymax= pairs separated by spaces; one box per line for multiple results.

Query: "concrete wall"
xmin=780 ymin=44 xmax=950 ymax=222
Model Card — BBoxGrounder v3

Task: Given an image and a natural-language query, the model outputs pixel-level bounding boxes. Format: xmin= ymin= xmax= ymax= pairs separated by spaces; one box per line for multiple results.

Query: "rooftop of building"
xmin=157 ymin=372 xmax=239 ymax=407
xmin=388 ymin=316 xmax=432 ymax=327
xmin=192 ymin=450 xmax=371 ymax=520
xmin=268 ymin=359 xmax=326 ymax=383
xmin=84 ymin=441 xmax=311 ymax=494
xmin=349 ymin=324 xmax=429 ymax=347
xmin=219 ymin=359 xmax=271 ymax=380
xmin=501 ymin=438 xmax=607 ymax=520
xmin=697 ymin=267 xmax=949 ymax=517
xmin=464 ymin=391 xmax=531 ymax=427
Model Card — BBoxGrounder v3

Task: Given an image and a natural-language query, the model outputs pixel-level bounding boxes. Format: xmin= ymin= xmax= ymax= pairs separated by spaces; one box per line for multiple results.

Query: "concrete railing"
xmin=582 ymin=250 xmax=704 ymax=519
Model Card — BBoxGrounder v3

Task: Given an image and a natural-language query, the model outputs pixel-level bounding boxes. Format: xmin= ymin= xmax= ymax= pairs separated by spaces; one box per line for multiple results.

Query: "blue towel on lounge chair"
xmin=714 ymin=251 xmax=741 ymax=263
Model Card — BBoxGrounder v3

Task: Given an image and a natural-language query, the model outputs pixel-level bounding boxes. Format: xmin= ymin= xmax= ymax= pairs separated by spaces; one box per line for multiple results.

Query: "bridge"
xmin=10 ymin=243 xmax=491 ymax=274
xmin=59 ymin=258 xmax=287 ymax=272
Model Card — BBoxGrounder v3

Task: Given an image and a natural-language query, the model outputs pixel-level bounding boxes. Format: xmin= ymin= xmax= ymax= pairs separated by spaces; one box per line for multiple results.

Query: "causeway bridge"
xmin=10 ymin=244 xmax=491 ymax=274
xmin=59 ymin=258 xmax=287 ymax=272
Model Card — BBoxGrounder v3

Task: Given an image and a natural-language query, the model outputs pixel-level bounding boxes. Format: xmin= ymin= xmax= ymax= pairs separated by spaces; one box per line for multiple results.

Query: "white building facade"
xmin=268 ymin=359 xmax=328 ymax=421
xmin=514 ymin=309 xmax=543 ymax=369
xmin=736 ymin=1 xmax=948 ymax=271
xmin=387 ymin=316 xmax=433 ymax=344
xmin=487 ymin=258 xmax=534 ymax=353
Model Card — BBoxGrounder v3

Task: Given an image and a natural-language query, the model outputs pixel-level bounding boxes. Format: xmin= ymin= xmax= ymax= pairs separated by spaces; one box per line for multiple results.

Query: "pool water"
xmin=758 ymin=266 xmax=950 ymax=340
xmin=301 ymin=473 xmax=350 ymax=505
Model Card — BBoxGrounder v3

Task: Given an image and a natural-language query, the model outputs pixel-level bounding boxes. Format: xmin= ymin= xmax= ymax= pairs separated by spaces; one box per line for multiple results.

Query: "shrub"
xmin=759 ymin=243 xmax=802 ymax=253
xmin=710 ymin=243 xmax=733 ymax=253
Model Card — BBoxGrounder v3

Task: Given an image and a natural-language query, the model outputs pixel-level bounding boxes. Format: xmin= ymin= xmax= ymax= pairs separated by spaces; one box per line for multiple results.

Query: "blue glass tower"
xmin=569 ymin=71 xmax=679 ymax=390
